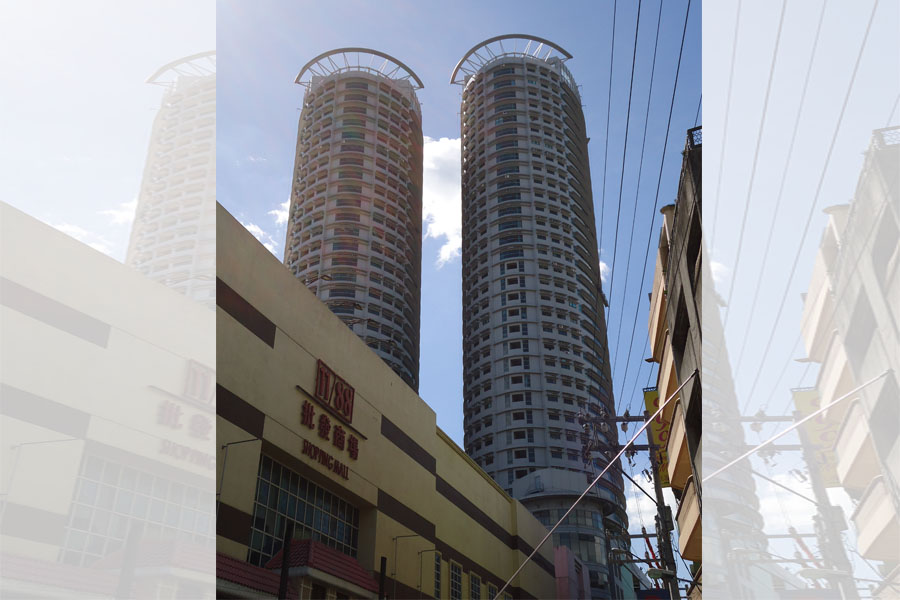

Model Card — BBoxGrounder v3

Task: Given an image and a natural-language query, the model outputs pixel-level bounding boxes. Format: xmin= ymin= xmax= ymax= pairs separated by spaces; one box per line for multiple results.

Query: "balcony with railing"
xmin=835 ymin=401 xmax=880 ymax=492
xmin=819 ymin=340 xmax=855 ymax=423
xmin=851 ymin=475 xmax=899 ymax=560
xmin=676 ymin=475 xmax=701 ymax=561
xmin=667 ymin=400 xmax=692 ymax=491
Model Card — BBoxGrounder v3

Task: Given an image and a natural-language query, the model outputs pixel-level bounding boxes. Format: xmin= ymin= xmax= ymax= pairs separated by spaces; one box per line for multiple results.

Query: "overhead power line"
xmin=615 ymin=0 xmax=693 ymax=416
xmin=497 ymin=371 xmax=698 ymax=598
xmin=721 ymin=0 xmax=789 ymax=329
xmin=599 ymin=0 xmax=618 ymax=258
xmin=610 ymin=0 xmax=665 ymax=398
xmin=709 ymin=0 xmax=743 ymax=253
xmin=729 ymin=1 xmax=828 ymax=379
xmin=738 ymin=0 xmax=881 ymax=416
xmin=606 ymin=0 xmax=645 ymax=325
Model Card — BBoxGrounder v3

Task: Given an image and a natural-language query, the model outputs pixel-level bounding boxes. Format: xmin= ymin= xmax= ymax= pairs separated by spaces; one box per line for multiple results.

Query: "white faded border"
xmin=0 ymin=2 xmax=216 ymax=597
xmin=704 ymin=1 xmax=899 ymax=598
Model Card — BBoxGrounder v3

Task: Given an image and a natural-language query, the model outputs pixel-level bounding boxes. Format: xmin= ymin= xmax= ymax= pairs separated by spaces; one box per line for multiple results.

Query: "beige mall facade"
xmin=216 ymin=203 xmax=556 ymax=599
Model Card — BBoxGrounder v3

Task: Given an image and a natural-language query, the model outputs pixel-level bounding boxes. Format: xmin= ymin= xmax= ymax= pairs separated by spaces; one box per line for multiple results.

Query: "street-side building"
xmin=216 ymin=202 xmax=556 ymax=599
xmin=798 ymin=125 xmax=899 ymax=599
xmin=284 ymin=48 xmax=424 ymax=392
xmin=0 ymin=201 xmax=216 ymax=598
xmin=452 ymin=34 xmax=625 ymax=599
xmin=646 ymin=127 xmax=703 ymax=597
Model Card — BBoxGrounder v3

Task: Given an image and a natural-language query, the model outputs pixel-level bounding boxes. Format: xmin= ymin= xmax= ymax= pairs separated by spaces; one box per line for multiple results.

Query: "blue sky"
xmin=0 ymin=1 xmax=215 ymax=258
xmin=216 ymin=0 xmax=702 ymax=450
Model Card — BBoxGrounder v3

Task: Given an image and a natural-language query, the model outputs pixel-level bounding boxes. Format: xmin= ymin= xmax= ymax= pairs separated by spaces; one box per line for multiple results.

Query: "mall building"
xmin=215 ymin=203 xmax=559 ymax=599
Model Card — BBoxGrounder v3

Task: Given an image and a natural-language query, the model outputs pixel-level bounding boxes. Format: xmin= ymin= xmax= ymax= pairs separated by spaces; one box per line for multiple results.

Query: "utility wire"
xmin=599 ymin=0 xmax=618 ymax=262
xmin=709 ymin=0 xmax=743 ymax=253
xmin=611 ymin=0 xmax=664 ymax=404
xmin=497 ymin=371 xmax=697 ymax=598
xmin=885 ymin=93 xmax=900 ymax=127
xmin=606 ymin=0 xmax=644 ymax=327
xmin=614 ymin=0 xmax=693 ymax=416
xmin=693 ymin=94 xmax=701 ymax=127
xmin=729 ymin=1 xmax=828 ymax=375
xmin=738 ymin=0 xmax=881 ymax=416
xmin=705 ymin=370 xmax=888 ymax=483
xmin=721 ymin=0 xmax=788 ymax=329
xmin=765 ymin=173 xmax=890 ymax=425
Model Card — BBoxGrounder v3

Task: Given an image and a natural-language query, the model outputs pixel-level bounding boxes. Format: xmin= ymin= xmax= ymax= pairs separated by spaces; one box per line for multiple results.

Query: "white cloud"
xmin=422 ymin=136 xmax=461 ymax=267
xmin=240 ymin=221 xmax=279 ymax=257
xmin=600 ymin=260 xmax=610 ymax=284
xmin=246 ymin=155 xmax=267 ymax=163
xmin=624 ymin=475 xmax=657 ymax=534
xmin=51 ymin=222 xmax=112 ymax=255
xmin=753 ymin=470 xmax=817 ymax=533
xmin=268 ymin=199 xmax=290 ymax=226
xmin=99 ymin=199 xmax=137 ymax=226
xmin=711 ymin=260 xmax=728 ymax=284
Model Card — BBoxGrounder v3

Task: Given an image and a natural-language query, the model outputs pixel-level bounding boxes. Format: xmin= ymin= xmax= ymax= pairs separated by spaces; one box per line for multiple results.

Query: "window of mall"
xmin=247 ymin=455 xmax=360 ymax=566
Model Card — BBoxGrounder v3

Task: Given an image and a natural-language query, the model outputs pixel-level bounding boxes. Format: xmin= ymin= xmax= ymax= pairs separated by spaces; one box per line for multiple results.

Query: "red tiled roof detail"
xmin=216 ymin=553 xmax=298 ymax=599
xmin=93 ymin=540 xmax=214 ymax=573
xmin=264 ymin=539 xmax=378 ymax=593
xmin=0 ymin=552 xmax=117 ymax=595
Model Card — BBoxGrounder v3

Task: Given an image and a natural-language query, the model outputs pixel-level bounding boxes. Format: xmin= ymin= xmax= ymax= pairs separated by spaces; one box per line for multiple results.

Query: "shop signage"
xmin=793 ymin=389 xmax=839 ymax=487
xmin=299 ymin=359 xmax=363 ymax=479
xmin=643 ymin=388 xmax=671 ymax=487
xmin=302 ymin=440 xmax=350 ymax=480
xmin=315 ymin=359 xmax=355 ymax=424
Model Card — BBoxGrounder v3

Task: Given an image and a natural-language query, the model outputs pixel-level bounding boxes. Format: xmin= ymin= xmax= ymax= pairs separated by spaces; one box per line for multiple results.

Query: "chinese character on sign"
xmin=301 ymin=401 xmax=315 ymax=429
xmin=315 ymin=360 xmax=355 ymax=423
xmin=318 ymin=413 xmax=331 ymax=440
xmin=348 ymin=435 xmax=358 ymax=460
xmin=332 ymin=425 xmax=346 ymax=450
xmin=183 ymin=360 xmax=216 ymax=406
xmin=189 ymin=414 xmax=212 ymax=440
xmin=157 ymin=400 xmax=183 ymax=429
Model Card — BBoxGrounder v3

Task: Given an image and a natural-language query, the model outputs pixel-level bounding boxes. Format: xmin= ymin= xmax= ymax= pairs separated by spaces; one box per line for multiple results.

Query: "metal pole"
xmin=645 ymin=410 xmax=680 ymax=600
xmin=794 ymin=410 xmax=858 ymax=600
xmin=418 ymin=549 xmax=437 ymax=593
xmin=216 ymin=438 xmax=259 ymax=520
xmin=392 ymin=534 xmax=419 ymax=599
xmin=496 ymin=371 xmax=697 ymax=598
xmin=278 ymin=521 xmax=294 ymax=599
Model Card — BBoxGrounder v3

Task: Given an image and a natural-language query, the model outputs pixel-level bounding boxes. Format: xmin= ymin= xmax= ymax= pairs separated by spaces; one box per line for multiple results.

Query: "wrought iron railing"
xmin=687 ymin=125 xmax=702 ymax=148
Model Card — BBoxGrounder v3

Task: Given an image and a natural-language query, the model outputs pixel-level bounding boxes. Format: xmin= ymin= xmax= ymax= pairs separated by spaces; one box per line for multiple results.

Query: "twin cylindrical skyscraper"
xmin=285 ymin=37 xmax=627 ymax=598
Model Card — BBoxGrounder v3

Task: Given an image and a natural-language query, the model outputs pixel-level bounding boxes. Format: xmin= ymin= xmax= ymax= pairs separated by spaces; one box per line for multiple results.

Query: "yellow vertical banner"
xmin=793 ymin=389 xmax=840 ymax=487
xmin=643 ymin=388 xmax=671 ymax=487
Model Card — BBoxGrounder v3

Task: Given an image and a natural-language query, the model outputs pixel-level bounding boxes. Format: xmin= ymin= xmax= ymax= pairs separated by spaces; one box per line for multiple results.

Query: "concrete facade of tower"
xmin=453 ymin=35 xmax=629 ymax=598
xmin=126 ymin=52 xmax=216 ymax=308
xmin=284 ymin=49 xmax=424 ymax=391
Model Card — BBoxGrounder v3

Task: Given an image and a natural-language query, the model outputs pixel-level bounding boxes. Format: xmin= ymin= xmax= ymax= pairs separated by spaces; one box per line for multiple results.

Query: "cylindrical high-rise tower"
xmin=126 ymin=51 xmax=216 ymax=308
xmin=285 ymin=49 xmax=423 ymax=391
xmin=453 ymin=35 xmax=628 ymax=598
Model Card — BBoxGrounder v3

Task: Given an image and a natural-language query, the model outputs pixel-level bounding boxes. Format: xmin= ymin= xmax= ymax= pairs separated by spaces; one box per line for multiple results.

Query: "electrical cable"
xmin=726 ymin=0 xmax=827 ymax=375
xmin=737 ymin=0 xmax=882 ymax=416
xmin=709 ymin=0 xmax=743 ymax=253
xmin=599 ymin=0 xmax=618 ymax=260
xmin=610 ymin=0 xmax=664 ymax=401
xmin=606 ymin=0 xmax=645 ymax=327
xmin=721 ymin=0 xmax=789 ymax=329
xmin=705 ymin=370 xmax=888 ymax=483
xmin=497 ymin=371 xmax=697 ymax=598
xmin=611 ymin=0 xmax=693 ymax=416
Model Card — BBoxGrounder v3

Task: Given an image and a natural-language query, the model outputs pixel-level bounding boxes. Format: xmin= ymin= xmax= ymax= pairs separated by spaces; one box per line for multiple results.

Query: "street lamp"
xmin=392 ymin=534 xmax=421 ymax=598
xmin=217 ymin=437 xmax=260 ymax=519
xmin=418 ymin=548 xmax=438 ymax=593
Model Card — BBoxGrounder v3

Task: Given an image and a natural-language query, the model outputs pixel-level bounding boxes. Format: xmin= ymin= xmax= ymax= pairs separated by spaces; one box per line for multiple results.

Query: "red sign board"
xmin=315 ymin=360 xmax=355 ymax=424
